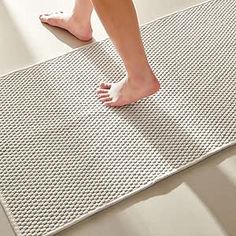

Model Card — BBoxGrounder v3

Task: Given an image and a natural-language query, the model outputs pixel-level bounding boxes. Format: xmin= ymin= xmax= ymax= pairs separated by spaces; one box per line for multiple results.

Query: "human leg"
xmin=93 ymin=0 xmax=160 ymax=106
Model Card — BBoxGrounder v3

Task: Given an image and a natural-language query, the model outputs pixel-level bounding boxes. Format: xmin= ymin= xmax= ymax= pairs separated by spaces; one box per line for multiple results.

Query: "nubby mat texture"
xmin=0 ymin=0 xmax=236 ymax=235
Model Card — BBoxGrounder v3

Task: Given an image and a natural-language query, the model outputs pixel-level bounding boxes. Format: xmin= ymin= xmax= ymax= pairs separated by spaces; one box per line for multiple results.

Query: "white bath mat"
xmin=0 ymin=0 xmax=235 ymax=235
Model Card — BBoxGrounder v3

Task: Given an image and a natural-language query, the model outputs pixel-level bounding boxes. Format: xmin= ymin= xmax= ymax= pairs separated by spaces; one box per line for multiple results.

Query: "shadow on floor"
xmin=41 ymin=23 xmax=94 ymax=49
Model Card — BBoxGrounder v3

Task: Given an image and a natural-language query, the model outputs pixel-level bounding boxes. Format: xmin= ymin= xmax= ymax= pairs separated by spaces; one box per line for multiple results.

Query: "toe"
xmin=103 ymin=101 xmax=117 ymax=107
xmin=55 ymin=11 xmax=63 ymax=14
xmin=98 ymin=93 xmax=110 ymax=99
xmin=100 ymin=97 xmax=112 ymax=103
xmin=39 ymin=13 xmax=50 ymax=18
xmin=97 ymin=88 xmax=109 ymax=94
xmin=40 ymin=11 xmax=62 ymax=18
xmin=39 ymin=12 xmax=65 ymax=26
xmin=40 ymin=18 xmax=49 ymax=23
xmin=100 ymin=82 xmax=111 ymax=89
xmin=39 ymin=14 xmax=48 ymax=22
xmin=39 ymin=14 xmax=54 ymax=23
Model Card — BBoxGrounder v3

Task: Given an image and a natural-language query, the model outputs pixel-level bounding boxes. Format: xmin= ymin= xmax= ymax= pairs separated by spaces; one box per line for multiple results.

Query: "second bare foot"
xmin=39 ymin=11 xmax=92 ymax=41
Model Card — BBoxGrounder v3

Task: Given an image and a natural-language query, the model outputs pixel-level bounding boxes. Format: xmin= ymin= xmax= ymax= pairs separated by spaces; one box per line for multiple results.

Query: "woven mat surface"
xmin=0 ymin=0 xmax=236 ymax=235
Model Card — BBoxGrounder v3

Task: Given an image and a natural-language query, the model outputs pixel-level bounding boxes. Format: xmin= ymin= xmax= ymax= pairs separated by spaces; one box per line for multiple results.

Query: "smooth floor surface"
xmin=1 ymin=0 xmax=236 ymax=236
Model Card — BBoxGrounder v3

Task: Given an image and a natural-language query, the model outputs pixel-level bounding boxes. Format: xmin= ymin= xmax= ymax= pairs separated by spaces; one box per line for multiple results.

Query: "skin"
xmin=40 ymin=0 xmax=160 ymax=107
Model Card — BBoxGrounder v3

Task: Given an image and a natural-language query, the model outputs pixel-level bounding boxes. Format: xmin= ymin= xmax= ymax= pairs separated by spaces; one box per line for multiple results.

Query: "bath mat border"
xmin=1 ymin=0 xmax=235 ymax=235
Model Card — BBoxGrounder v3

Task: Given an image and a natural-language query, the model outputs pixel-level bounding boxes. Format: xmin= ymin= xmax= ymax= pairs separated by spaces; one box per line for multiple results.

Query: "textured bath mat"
xmin=1 ymin=0 xmax=236 ymax=235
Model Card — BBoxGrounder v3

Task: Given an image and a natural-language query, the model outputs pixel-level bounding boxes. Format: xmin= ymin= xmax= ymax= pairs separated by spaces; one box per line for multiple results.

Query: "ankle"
xmin=71 ymin=11 xmax=91 ymax=27
xmin=127 ymin=67 xmax=156 ymax=83
xmin=127 ymin=71 xmax=159 ymax=92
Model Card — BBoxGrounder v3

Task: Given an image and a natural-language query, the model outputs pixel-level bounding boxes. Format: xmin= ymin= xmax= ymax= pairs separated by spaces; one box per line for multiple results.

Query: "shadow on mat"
xmin=56 ymin=145 xmax=236 ymax=236
xmin=57 ymin=95 xmax=236 ymax=235
xmin=50 ymin=51 xmax=236 ymax=235
xmin=110 ymin=99 xmax=236 ymax=236
xmin=79 ymin=39 xmax=126 ymax=83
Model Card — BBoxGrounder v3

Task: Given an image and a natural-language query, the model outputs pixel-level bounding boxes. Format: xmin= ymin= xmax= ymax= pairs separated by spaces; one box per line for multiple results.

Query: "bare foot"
xmin=97 ymin=73 xmax=160 ymax=107
xmin=39 ymin=11 xmax=92 ymax=41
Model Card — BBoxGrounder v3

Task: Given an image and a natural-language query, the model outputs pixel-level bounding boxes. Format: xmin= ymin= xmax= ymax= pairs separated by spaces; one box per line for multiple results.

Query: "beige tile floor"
xmin=1 ymin=0 xmax=236 ymax=235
